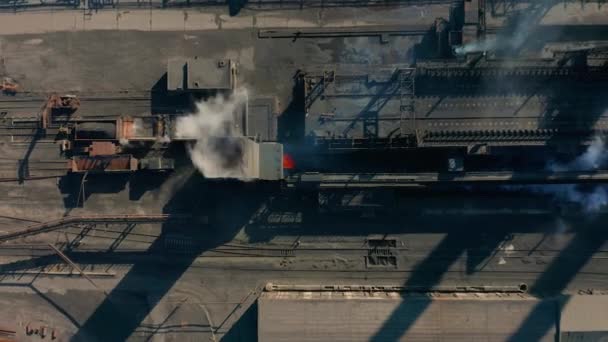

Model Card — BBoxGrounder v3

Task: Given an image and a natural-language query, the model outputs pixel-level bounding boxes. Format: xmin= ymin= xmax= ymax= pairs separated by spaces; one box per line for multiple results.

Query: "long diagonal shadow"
xmin=31 ymin=285 xmax=82 ymax=329
xmin=69 ymin=176 xmax=272 ymax=341
xmin=507 ymin=224 xmax=608 ymax=342
xmin=370 ymin=215 xmax=525 ymax=341
xmin=370 ymin=232 xmax=467 ymax=341
xmin=70 ymin=240 xmax=200 ymax=341
xmin=370 ymin=215 xmax=607 ymax=341
xmin=0 ymin=282 xmax=82 ymax=330
xmin=18 ymin=129 xmax=42 ymax=183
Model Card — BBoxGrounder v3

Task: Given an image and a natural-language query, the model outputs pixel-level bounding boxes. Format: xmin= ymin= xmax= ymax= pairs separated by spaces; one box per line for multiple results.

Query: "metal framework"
xmin=398 ymin=68 xmax=416 ymax=139
xmin=0 ymin=0 xmax=452 ymax=10
xmin=0 ymin=214 xmax=188 ymax=242
xmin=287 ymin=170 xmax=608 ymax=188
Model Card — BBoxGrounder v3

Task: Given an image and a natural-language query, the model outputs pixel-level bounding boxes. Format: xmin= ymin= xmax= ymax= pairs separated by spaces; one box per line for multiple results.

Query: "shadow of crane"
xmin=17 ymin=128 xmax=43 ymax=184
xmin=69 ymin=175 xmax=275 ymax=341
xmin=507 ymin=221 xmax=608 ymax=342
xmin=370 ymin=215 xmax=517 ymax=341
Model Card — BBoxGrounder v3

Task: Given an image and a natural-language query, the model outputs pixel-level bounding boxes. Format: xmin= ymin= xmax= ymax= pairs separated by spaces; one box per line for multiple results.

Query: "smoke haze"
xmin=542 ymin=136 xmax=608 ymax=212
xmin=452 ymin=0 xmax=608 ymax=212
xmin=548 ymin=136 xmax=608 ymax=172
xmin=175 ymin=89 xmax=249 ymax=179
xmin=509 ymin=136 xmax=608 ymax=212
xmin=454 ymin=0 xmax=555 ymax=55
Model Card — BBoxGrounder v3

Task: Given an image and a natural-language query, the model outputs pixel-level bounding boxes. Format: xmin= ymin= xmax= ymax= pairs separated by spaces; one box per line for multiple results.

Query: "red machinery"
xmin=0 ymin=78 xmax=18 ymax=95
xmin=41 ymin=94 xmax=80 ymax=129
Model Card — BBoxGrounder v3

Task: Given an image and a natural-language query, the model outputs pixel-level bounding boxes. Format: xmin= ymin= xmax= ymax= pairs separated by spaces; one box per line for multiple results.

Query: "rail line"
xmin=0 ymin=95 xmax=150 ymax=105
xmin=1 ymin=243 xmax=607 ymax=258
xmin=0 ymin=0 xmax=453 ymax=12
xmin=0 ymin=214 xmax=189 ymax=243
xmin=1 ymin=259 xmax=606 ymax=280
xmin=287 ymin=170 xmax=608 ymax=188
xmin=0 ymin=127 xmax=59 ymax=136
xmin=0 ymin=160 xmax=68 ymax=176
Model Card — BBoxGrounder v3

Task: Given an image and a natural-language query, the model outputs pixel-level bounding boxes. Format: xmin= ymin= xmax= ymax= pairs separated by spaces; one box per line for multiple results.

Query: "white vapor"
xmin=511 ymin=136 xmax=608 ymax=213
xmin=454 ymin=1 xmax=554 ymax=56
xmin=175 ymin=89 xmax=249 ymax=179
xmin=454 ymin=38 xmax=498 ymax=55
xmin=542 ymin=136 xmax=608 ymax=212
xmin=528 ymin=184 xmax=608 ymax=213
xmin=548 ymin=136 xmax=608 ymax=172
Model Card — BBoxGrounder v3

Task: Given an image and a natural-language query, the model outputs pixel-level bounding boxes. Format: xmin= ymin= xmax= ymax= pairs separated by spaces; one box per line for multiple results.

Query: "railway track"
xmin=0 ymin=244 xmax=299 ymax=257
xmin=0 ymin=214 xmax=190 ymax=242
xmin=0 ymin=95 xmax=152 ymax=120
xmin=0 ymin=127 xmax=59 ymax=136
xmin=2 ymin=241 xmax=608 ymax=258
xmin=1 ymin=91 xmax=150 ymax=100
xmin=0 ymin=95 xmax=150 ymax=105
xmin=0 ymin=160 xmax=67 ymax=172
xmin=288 ymin=170 xmax=608 ymax=188
xmin=0 ymin=0 xmax=454 ymax=11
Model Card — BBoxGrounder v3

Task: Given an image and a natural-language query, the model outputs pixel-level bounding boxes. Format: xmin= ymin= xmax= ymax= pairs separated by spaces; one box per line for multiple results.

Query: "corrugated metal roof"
xmin=258 ymin=292 xmax=557 ymax=342
xmin=561 ymin=295 xmax=608 ymax=332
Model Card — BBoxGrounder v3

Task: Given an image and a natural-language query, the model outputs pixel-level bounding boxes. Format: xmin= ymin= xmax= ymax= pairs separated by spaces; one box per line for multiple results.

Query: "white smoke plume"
xmin=524 ymin=184 xmax=608 ymax=213
xmin=541 ymin=136 xmax=608 ymax=212
xmin=454 ymin=38 xmax=498 ymax=56
xmin=340 ymin=37 xmax=384 ymax=64
xmin=548 ymin=136 xmax=608 ymax=172
xmin=175 ymin=88 xmax=249 ymax=179
xmin=509 ymin=136 xmax=608 ymax=213
xmin=454 ymin=1 xmax=554 ymax=56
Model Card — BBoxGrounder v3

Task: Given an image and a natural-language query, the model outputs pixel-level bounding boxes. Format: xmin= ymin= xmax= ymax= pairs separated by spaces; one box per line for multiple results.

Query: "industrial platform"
xmin=0 ymin=0 xmax=608 ymax=341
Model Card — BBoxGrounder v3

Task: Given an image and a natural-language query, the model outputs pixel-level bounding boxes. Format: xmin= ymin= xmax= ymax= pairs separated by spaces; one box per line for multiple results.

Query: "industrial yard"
xmin=0 ymin=0 xmax=608 ymax=341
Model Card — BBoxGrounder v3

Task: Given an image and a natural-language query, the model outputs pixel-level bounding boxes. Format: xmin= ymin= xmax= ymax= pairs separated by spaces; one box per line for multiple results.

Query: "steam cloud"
xmin=454 ymin=0 xmax=554 ymax=56
xmin=452 ymin=0 xmax=608 ymax=211
xmin=175 ymin=89 xmax=249 ymax=179
xmin=541 ymin=136 xmax=608 ymax=212
xmin=454 ymin=38 xmax=498 ymax=56
xmin=511 ymin=136 xmax=608 ymax=212
xmin=548 ymin=136 xmax=608 ymax=172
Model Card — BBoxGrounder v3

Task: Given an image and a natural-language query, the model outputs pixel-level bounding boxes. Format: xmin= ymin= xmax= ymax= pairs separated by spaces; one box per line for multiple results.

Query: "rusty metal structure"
xmin=0 ymin=1 xmax=606 ymax=187
xmin=303 ymin=62 xmax=608 ymax=150
xmin=4 ymin=44 xmax=608 ymax=186
xmin=1 ymin=1 xmax=608 ymax=341
xmin=41 ymin=94 xmax=80 ymax=129
xmin=0 ymin=214 xmax=187 ymax=242
xmin=0 ymin=78 xmax=18 ymax=95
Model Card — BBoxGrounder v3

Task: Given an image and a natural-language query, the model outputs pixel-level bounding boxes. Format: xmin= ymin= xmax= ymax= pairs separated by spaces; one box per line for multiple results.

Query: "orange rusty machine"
xmin=58 ymin=113 xmax=284 ymax=180
xmin=60 ymin=116 xmax=172 ymax=173
xmin=0 ymin=78 xmax=19 ymax=95
xmin=49 ymin=57 xmax=282 ymax=180
xmin=41 ymin=94 xmax=80 ymax=129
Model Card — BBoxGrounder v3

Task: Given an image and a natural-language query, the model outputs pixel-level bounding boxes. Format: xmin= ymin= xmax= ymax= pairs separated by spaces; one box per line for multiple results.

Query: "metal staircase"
xmin=398 ymin=68 xmax=416 ymax=141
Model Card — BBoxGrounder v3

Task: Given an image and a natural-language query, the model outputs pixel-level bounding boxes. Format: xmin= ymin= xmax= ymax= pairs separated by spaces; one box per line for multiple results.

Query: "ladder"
xmin=398 ymin=68 xmax=416 ymax=141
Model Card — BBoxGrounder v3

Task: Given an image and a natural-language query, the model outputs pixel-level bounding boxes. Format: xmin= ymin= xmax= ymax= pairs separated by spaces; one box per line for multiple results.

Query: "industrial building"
xmin=0 ymin=0 xmax=607 ymax=340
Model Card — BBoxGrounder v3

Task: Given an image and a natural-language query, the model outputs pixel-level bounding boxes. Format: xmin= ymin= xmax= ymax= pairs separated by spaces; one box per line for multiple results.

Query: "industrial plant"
xmin=0 ymin=0 xmax=607 ymax=340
